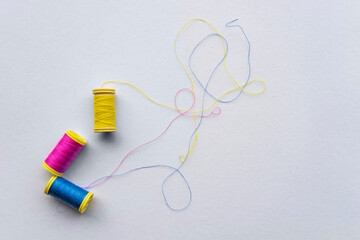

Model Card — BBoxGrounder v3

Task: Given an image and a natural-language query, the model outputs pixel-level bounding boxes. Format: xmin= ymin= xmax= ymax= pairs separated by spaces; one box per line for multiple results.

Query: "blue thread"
xmin=168 ymin=20 xmax=252 ymax=209
xmin=49 ymin=177 xmax=89 ymax=211
xmin=182 ymin=19 xmax=251 ymax=162
xmin=159 ymin=33 xmax=231 ymax=210
xmin=85 ymin=34 xmax=227 ymax=211
xmin=188 ymin=18 xmax=251 ymax=103
xmin=181 ymin=33 xmax=229 ymax=163
xmin=85 ymin=19 xmax=251 ymax=211
xmin=86 ymin=164 xmax=192 ymax=210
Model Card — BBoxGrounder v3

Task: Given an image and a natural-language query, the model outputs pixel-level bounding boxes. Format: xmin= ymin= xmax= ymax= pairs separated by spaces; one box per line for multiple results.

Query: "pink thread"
xmin=87 ymin=88 xmax=221 ymax=188
xmin=44 ymin=133 xmax=84 ymax=175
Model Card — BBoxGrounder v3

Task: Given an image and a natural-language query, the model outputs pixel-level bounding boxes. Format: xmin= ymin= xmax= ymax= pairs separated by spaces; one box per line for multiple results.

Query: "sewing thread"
xmin=93 ymin=88 xmax=116 ymax=133
xmin=83 ymin=19 xmax=266 ymax=211
xmin=45 ymin=176 xmax=93 ymax=214
xmin=42 ymin=130 xmax=86 ymax=176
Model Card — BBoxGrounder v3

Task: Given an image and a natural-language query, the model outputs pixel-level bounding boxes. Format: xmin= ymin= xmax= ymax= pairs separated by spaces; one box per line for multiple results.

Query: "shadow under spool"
xmin=93 ymin=88 xmax=116 ymax=133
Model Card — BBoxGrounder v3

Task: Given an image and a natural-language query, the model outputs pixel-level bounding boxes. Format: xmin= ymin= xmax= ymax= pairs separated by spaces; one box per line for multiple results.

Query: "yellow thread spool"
xmin=93 ymin=88 xmax=116 ymax=133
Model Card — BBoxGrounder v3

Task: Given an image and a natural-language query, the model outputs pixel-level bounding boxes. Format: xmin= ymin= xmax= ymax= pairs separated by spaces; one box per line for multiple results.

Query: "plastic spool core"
xmin=93 ymin=88 xmax=116 ymax=133
xmin=42 ymin=162 xmax=63 ymax=176
xmin=66 ymin=130 xmax=87 ymax=145
xmin=78 ymin=192 xmax=94 ymax=214
xmin=44 ymin=176 xmax=58 ymax=195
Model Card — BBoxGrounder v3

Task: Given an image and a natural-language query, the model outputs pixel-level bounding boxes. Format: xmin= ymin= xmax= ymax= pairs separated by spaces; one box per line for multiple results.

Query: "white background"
xmin=1 ymin=1 xmax=360 ymax=239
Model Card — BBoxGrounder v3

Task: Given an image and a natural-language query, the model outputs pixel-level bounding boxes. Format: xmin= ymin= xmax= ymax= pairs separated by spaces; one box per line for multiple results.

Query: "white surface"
xmin=1 ymin=1 xmax=360 ymax=239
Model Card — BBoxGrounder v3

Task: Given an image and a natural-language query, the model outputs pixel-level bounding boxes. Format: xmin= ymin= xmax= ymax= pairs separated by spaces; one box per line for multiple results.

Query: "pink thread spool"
xmin=42 ymin=130 xmax=86 ymax=176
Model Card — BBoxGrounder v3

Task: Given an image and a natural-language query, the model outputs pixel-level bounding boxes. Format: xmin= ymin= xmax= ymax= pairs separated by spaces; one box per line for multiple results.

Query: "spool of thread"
xmin=42 ymin=130 xmax=86 ymax=176
xmin=93 ymin=88 xmax=116 ymax=133
xmin=44 ymin=176 xmax=94 ymax=214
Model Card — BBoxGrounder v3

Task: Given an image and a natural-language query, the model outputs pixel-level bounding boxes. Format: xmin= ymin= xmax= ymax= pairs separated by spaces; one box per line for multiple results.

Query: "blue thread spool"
xmin=44 ymin=176 xmax=94 ymax=214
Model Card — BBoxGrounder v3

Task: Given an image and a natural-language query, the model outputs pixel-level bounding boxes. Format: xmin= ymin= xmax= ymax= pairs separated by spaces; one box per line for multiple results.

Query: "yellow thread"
xmin=101 ymin=79 xmax=265 ymax=113
xmin=100 ymin=18 xmax=266 ymax=162
xmin=93 ymin=88 xmax=117 ymax=133
xmin=174 ymin=18 xmax=257 ymax=162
